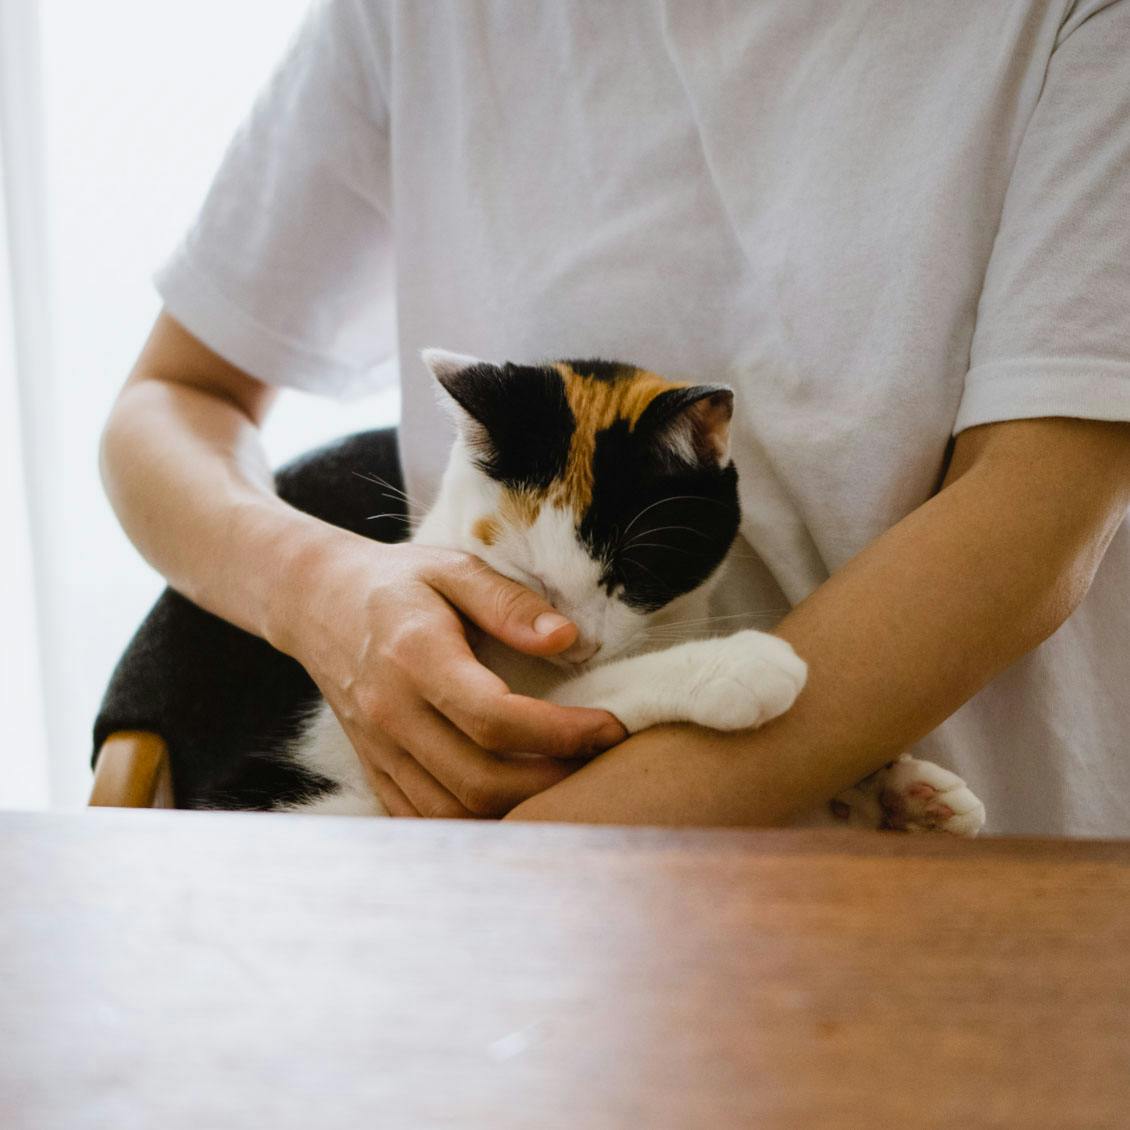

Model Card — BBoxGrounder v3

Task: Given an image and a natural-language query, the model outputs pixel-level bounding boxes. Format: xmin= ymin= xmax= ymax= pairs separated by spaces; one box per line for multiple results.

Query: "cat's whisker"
xmin=618 ymin=541 xmax=711 ymax=557
xmin=645 ymin=622 xmax=782 ymax=640
xmin=620 ymin=556 xmax=670 ymax=591
xmin=666 ymin=611 xmax=791 ymax=627
xmin=619 ymin=494 xmax=728 ymax=543
xmin=649 ymin=609 xmax=792 ymax=630
xmin=352 ymin=470 xmax=423 ymax=510
xmin=646 ymin=628 xmax=744 ymax=640
xmin=647 ymin=612 xmax=788 ymax=630
xmin=622 ymin=524 xmax=710 ymax=546
xmin=365 ymin=512 xmax=414 ymax=524
xmin=353 ymin=469 xmax=407 ymax=492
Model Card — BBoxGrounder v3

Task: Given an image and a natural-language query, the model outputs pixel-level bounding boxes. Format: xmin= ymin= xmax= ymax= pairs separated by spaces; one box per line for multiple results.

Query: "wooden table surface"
xmin=2 ymin=812 xmax=1129 ymax=1130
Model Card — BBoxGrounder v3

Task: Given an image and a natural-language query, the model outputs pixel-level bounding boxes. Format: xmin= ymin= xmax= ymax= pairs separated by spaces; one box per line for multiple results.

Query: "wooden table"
xmin=3 ymin=812 xmax=1129 ymax=1129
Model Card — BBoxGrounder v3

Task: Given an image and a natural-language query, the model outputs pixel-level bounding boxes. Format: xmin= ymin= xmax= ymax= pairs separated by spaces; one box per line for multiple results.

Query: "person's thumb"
xmin=430 ymin=560 xmax=578 ymax=656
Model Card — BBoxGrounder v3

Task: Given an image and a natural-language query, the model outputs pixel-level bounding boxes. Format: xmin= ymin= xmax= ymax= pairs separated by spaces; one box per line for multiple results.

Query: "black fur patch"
xmin=440 ymin=362 xmax=575 ymax=491
xmin=581 ymin=419 xmax=740 ymax=611
xmin=203 ymin=741 xmax=338 ymax=812
xmin=560 ymin=358 xmax=635 ymax=383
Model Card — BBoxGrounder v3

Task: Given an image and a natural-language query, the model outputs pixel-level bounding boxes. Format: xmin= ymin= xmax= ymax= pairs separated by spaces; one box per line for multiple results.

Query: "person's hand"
xmin=272 ymin=531 xmax=627 ymax=818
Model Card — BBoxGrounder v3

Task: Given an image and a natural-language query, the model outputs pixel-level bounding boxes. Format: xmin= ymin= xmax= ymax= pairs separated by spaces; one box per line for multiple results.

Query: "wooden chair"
xmin=89 ymin=731 xmax=175 ymax=809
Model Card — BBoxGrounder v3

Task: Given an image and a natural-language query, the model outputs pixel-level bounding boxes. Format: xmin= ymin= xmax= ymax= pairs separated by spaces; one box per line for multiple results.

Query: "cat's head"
xmin=423 ymin=350 xmax=741 ymax=667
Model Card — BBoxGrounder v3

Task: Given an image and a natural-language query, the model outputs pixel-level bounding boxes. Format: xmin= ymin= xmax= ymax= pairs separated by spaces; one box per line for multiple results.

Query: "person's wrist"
xmin=259 ymin=509 xmax=372 ymax=657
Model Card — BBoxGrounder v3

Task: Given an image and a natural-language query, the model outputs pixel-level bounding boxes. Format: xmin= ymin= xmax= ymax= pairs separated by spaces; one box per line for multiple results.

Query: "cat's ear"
xmin=423 ymin=349 xmax=574 ymax=487
xmin=640 ymin=385 xmax=734 ymax=466
xmin=421 ymin=348 xmax=494 ymax=403
xmin=421 ymin=348 xmax=502 ymax=440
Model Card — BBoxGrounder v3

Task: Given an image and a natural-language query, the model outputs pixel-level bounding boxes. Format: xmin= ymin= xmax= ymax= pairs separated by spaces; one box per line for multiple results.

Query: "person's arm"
xmin=101 ymin=313 xmax=625 ymax=818
xmin=506 ymin=416 xmax=1130 ymax=825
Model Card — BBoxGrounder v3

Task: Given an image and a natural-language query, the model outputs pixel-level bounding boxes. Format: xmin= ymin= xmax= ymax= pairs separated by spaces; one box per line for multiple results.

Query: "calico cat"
xmin=280 ymin=350 xmax=985 ymax=835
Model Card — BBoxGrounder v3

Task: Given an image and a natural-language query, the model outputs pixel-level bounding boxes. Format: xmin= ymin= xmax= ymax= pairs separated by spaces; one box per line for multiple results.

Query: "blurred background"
xmin=1 ymin=0 xmax=398 ymax=809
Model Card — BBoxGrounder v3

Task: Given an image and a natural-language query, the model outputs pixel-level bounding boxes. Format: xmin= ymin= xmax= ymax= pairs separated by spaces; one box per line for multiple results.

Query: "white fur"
xmin=548 ymin=630 xmax=806 ymax=732
xmin=281 ymin=357 xmax=984 ymax=835
xmin=661 ymin=418 xmax=701 ymax=466
xmin=276 ymin=706 xmax=385 ymax=817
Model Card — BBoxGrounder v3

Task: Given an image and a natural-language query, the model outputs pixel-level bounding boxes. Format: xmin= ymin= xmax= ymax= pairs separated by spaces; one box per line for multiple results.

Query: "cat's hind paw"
xmin=833 ymin=755 xmax=986 ymax=837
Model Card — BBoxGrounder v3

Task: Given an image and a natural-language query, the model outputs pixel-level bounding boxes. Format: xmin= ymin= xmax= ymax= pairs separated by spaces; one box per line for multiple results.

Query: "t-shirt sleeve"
xmin=154 ymin=0 xmax=395 ymax=398
xmin=955 ymin=0 xmax=1130 ymax=433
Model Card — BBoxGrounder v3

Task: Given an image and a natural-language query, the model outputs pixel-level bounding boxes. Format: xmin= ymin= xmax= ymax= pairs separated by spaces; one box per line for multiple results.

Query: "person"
xmin=101 ymin=1 xmax=1130 ymax=834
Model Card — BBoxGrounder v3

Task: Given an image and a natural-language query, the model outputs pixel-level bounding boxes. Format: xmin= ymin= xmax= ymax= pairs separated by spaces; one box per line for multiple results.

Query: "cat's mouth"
xmin=547 ymin=627 xmax=649 ymax=672
xmin=544 ymin=637 xmax=606 ymax=673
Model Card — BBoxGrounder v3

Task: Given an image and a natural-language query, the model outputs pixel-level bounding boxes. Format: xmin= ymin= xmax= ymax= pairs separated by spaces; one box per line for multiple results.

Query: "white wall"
xmin=9 ymin=0 xmax=397 ymax=807
xmin=0 ymin=36 xmax=50 ymax=809
xmin=1 ymin=0 xmax=52 ymax=808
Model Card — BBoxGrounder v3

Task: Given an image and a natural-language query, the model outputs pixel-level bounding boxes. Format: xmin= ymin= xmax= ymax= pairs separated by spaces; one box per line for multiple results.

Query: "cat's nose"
xmin=560 ymin=638 xmax=602 ymax=665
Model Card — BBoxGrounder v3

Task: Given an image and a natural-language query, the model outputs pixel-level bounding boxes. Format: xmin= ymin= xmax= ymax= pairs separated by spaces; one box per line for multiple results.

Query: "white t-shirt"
xmin=156 ymin=0 xmax=1130 ymax=836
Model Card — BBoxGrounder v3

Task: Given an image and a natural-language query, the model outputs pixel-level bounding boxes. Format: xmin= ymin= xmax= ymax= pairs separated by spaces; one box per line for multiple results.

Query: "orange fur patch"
xmin=471 ymin=516 xmax=501 ymax=545
xmin=499 ymin=488 xmax=542 ymax=528
xmin=552 ymin=363 xmax=688 ymax=514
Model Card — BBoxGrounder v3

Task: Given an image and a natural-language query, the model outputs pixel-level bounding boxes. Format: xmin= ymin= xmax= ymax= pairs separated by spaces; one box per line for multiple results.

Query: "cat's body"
xmin=278 ymin=351 xmax=985 ymax=835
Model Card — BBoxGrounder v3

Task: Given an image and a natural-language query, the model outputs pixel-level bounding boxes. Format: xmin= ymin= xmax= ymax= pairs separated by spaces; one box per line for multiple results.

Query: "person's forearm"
xmin=101 ymin=366 xmax=330 ymax=649
xmin=507 ymin=419 xmax=1130 ymax=826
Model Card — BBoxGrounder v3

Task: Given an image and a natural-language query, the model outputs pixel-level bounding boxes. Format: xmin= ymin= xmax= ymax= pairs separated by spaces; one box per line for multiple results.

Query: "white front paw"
xmin=685 ymin=632 xmax=807 ymax=731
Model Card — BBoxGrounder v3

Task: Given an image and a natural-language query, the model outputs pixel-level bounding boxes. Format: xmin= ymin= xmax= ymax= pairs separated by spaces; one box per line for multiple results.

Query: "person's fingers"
xmin=345 ymin=719 xmax=475 ymax=819
xmin=427 ymin=555 xmax=578 ymax=657
xmin=348 ymin=728 xmax=424 ymax=816
xmin=367 ymin=770 xmax=422 ymax=818
xmin=388 ymin=703 xmax=579 ymax=816
xmin=406 ymin=625 xmax=627 ymax=757
xmin=377 ymin=743 xmax=477 ymax=819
